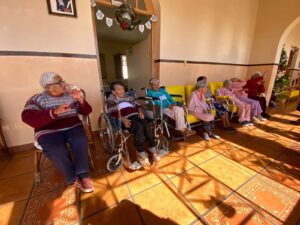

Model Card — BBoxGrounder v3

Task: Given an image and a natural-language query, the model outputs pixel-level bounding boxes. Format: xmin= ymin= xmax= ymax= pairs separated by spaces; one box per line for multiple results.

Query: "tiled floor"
xmin=1 ymin=103 xmax=300 ymax=225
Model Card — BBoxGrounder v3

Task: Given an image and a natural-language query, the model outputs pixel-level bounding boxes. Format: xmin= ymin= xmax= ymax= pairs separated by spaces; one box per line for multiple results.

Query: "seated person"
xmin=216 ymin=80 xmax=253 ymax=127
xmin=231 ymin=78 xmax=266 ymax=122
xmin=188 ymin=81 xmax=220 ymax=141
xmin=197 ymin=76 xmax=237 ymax=133
xmin=107 ymin=81 xmax=160 ymax=168
xmin=22 ymin=72 xmax=94 ymax=193
xmin=245 ymin=72 xmax=271 ymax=118
xmin=147 ymin=78 xmax=195 ymax=136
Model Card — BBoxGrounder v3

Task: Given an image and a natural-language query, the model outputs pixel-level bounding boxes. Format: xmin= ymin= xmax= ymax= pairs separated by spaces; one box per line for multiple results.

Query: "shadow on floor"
xmin=81 ymin=196 xmax=180 ymax=225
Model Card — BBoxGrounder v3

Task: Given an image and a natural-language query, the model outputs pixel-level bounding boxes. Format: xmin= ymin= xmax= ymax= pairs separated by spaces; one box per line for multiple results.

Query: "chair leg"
xmin=35 ymin=151 xmax=43 ymax=184
xmin=88 ymin=144 xmax=95 ymax=171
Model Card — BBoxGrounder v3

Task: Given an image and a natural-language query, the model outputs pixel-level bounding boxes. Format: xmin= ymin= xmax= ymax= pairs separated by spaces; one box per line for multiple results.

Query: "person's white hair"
xmin=253 ymin=71 xmax=262 ymax=77
xmin=40 ymin=72 xmax=60 ymax=89
xmin=223 ymin=80 xmax=232 ymax=87
xmin=149 ymin=78 xmax=159 ymax=85
xmin=195 ymin=80 xmax=208 ymax=89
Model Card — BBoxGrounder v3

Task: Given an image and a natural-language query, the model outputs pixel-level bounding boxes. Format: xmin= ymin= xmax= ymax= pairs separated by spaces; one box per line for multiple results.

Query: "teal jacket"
xmin=147 ymin=88 xmax=175 ymax=109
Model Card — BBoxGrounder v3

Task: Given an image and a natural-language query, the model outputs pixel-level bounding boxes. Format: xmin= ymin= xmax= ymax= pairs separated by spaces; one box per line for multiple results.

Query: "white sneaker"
xmin=149 ymin=147 xmax=161 ymax=162
xmin=128 ymin=161 xmax=142 ymax=170
xmin=252 ymin=116 xmax=260 ymax=122
xmin=159 ymin=149 xmax=170 ymax=157
xmin=137 ymin=152 xmax=151 ymax=167
xmin=257 ymin=115 xmax=267 ymax=121
xmin=203 ymin=133 xmax=211 ymax=141
xmin=210 ymin=133 xmax=220 ymax=139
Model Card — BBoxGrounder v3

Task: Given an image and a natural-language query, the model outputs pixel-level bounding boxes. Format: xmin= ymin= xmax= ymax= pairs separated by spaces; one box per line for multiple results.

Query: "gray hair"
xmin=149 ymin=78 xmax=159 ymax=85
xmin=40 ymin=72 xmax=60 ymax=89
xmin=254 ymin=71 xmax=262 ymax=77
xmin=195 ymin=81 xmax=208 ymax=89
xmin=223 ymin=80 xmax=232 ymax=87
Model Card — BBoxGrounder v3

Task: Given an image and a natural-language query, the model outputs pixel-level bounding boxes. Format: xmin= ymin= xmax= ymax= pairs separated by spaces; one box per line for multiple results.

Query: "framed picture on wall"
xmin=47 ymin=0 xmax=77 ymax=17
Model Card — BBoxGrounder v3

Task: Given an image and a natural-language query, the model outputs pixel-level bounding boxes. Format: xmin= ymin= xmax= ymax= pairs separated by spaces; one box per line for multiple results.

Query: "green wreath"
xmin=115 ymin=1 xmax=141 ymax=31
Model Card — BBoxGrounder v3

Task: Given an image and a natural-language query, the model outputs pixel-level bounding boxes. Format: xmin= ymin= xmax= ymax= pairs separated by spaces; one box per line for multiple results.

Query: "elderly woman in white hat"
xmin=22 ymin=72 xmax=94 ymax=193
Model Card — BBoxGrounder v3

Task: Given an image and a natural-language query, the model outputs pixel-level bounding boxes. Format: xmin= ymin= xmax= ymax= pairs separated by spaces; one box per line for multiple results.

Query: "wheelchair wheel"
xmin=107 ymin=154 xmax=123 ymax=172
xmin=98 ymin=113 xmax=115 ymax=153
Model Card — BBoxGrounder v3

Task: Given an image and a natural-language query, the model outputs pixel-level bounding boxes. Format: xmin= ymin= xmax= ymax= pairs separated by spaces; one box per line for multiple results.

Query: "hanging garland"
xmin=90 ymin=0 xmax=157 ymax=33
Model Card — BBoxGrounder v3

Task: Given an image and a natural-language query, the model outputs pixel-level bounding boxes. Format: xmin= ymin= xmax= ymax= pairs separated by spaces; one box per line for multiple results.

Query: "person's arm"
xmin=22 ymin=108 xmax=57 ymax=129
xmin=162 ymin=89 xmax=176 ymax=105
xmin=21 ymin=96 xmax=58 ymax=129
xmin=147 ymin=89 xmax=161 ymax=106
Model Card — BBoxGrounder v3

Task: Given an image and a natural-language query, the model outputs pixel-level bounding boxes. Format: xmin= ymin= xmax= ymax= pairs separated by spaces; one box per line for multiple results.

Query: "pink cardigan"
xmin=188 ymin=91 xmax=214 ymax=122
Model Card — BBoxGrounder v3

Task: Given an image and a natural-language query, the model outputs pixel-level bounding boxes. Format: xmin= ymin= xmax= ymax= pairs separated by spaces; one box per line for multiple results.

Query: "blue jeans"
xmin=38 ymin=125 xmax=89 ymax=184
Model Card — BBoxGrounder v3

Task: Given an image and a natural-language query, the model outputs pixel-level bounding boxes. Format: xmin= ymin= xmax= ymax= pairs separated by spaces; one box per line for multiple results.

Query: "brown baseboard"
xmin=8 ymin=143 xmax=34 ymax=153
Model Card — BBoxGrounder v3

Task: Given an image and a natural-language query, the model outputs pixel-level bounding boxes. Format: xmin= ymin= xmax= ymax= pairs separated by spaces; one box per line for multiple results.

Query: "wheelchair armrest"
xmin=138 ymin=96 xmax=160 ymax=101
xmin=170 ymin=94 xmax=183 ymax=98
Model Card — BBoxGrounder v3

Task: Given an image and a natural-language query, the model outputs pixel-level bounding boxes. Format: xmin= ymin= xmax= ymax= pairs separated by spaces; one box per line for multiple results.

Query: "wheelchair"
xmin=143 ymin=87 xmax=192 ymax=141
xmin=98 ymin=91 xmax=169 ymax=172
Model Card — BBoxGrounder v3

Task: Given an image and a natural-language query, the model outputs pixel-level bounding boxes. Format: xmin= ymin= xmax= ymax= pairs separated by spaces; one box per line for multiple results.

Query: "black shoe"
xmin=228 ymin=127 xmax=237 ymax=133
xmin=262 ymin=113 xmax=271 ymax=119
xmin=222 ymin=127 xmax=235 ymax=134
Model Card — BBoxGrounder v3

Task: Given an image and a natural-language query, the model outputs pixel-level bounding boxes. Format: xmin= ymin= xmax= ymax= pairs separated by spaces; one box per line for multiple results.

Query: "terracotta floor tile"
xmin=22 ymin=186 xmax=79 ymax=225
xmin=261 ymin=158 xmax=300 ymax=191
xmin=193 ymin=220 xmax=206 ymax=225
xmin=186 ymin=149 xmax=218 ymax=166
xmin=255 ymin=174 xmax=300 ymax=199
xmin=221 ymin=148 xmax=272 ymax=172
xmin=134 ymin=181 xmax=198 ymax=225
xmin=12 ymin=150 xmax=34 ymax=159
xmin=0 ymin=161 xmax=7 ymax=173
xmin=157 ymin=153 xmax=195 ymax=178
xmin=0 ymin=152 xmax=11 ymax=162
xmin=237 ymin=174 xmax=300 ymax=223
xmin=0 ymin=173 xmax=34 ymax=204
xmin=0 ymin=155 xmax=35 ymax=179
xmin=275 ymin=150 xmax=300 ymax=168
xmin=82 ymin=199 xmax=142 ymax=225
xmin=208 ymin=140 xmax=236 ymax=155
xmin=0 ymin=200 xmax=27 ymax=225
xmin=170 ymin=166 xmax=231 ymax=215
xmin=198 ymin=156 xmax=255 ymax=190
xmin=81 ymin=171 xmax=131 ymax=219
xmin=90 ymin=154 xmax=110 ymax=177
xmin=204 ymin=194 xmax=277 ymax=225
xmin=31 ymin=167 xmax=67 ymax=197
xmin=175 ymin=141 xmax=210 ymax=158
xmin=218 ymin=132 xmax=252 ymax=148
xmin=121 ymin=166 xmax=164 ymax=195
xmin=241 ymin=140 xmax=284 ymax=160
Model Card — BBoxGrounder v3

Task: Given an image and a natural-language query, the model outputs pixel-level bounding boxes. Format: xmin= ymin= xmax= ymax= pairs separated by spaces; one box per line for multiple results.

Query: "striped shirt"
xmin=22 ymin=92 xmax=92 ymax=140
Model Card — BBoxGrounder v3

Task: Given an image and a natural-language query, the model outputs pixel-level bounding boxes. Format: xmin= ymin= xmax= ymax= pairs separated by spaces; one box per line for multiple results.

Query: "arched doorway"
xmin=267 ymin=16 xmax=300 ymax=102
xmin=93 ymin=0 xmax=160 ymax=91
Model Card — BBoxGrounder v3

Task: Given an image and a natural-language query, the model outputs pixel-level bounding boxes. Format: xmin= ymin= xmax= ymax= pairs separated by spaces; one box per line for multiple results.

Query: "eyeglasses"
xmin=48 ymin=80 xmax=66 ymax=86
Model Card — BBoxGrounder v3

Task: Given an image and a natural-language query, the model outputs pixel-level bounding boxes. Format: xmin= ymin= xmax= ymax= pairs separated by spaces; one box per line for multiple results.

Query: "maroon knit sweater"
xmin=21 ymin=92 xmax=92 ymax=140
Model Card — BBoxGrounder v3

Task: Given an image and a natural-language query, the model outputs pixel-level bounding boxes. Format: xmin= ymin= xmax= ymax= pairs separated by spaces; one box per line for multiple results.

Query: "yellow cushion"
xmin=165 ymin=86 xmax=186 ymax=103
xmin=185 ymin=85 xmax=195 ymax=102
xmin=289 ymin=90 xmax=299 ymax=98
xmin=228 ymin=105 xmax=238 ymax=113
xmin=187 ymin=114 xmax=200 ymax=124
xmin=208 ymin=82 xmax=223 ymax=96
